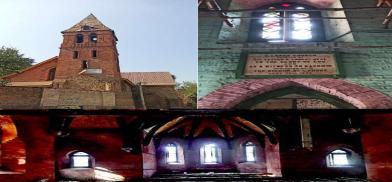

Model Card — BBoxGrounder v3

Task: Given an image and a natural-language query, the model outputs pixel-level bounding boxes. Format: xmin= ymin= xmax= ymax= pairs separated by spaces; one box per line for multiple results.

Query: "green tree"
xmin=176 ymin=81 xmax=197 ymax=108
xmin=0 ymin=46 xmax=34 ymax=85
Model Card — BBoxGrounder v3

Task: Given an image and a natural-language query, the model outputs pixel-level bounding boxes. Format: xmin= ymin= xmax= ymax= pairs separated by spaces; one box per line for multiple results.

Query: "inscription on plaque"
xmin=244 ymin=54 xmax=337 ymax=76
xmin=296 ymin=99 xmax=336 ymax=109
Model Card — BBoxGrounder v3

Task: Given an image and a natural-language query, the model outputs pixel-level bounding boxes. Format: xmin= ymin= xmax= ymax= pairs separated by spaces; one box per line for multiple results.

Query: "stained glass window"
xmin=291 ymin=13 xmax=312 ymax=40
xmin=261 ymin=12 xmax=282 ymax=40
xmin=249 ymin=3 xmax=324 ymax=42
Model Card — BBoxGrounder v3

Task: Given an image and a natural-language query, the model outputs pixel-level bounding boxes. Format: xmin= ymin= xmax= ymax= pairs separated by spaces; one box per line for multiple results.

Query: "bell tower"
xmin=55 ymin=14 xmax=121 ymax=79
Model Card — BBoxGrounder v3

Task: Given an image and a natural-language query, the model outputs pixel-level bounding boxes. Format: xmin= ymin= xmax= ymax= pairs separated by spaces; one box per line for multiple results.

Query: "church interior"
xmin=0 ymin=110 xmax=390 ymax=181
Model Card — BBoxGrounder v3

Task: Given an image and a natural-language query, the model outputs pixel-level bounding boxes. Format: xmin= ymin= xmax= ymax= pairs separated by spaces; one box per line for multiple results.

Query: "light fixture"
xmin=342 ymin=117 xmax=361 ymax=134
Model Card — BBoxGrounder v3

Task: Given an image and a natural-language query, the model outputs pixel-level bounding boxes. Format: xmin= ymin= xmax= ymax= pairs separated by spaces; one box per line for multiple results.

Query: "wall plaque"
xmin=243 ymin=53 xmax=338 ymax=77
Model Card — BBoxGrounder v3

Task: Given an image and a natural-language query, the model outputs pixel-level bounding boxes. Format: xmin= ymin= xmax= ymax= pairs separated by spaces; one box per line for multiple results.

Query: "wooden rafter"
xmin=193 ymin=119 xmax=225 ymax=138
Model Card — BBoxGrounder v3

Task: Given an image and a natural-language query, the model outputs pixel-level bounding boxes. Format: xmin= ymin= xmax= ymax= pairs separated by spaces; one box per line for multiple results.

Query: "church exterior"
xmin=0 ymin=14 xmax=185 ymax=109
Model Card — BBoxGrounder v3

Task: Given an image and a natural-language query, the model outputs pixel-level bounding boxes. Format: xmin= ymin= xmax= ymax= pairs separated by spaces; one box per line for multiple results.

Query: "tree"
xmin=176 ymin=81 xmax=197 ymax=108
xmin=0 ymin=46 xmax=34 ymax=85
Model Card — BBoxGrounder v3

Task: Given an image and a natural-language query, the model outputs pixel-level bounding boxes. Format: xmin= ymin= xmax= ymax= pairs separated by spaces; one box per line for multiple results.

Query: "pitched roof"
xmin=63 ymin=14 xmax=112 ymax=32
xmin=1 ymin=56 xmax=58 ymax=79
xmin=121 ymin=72 xmax=176 ymax=86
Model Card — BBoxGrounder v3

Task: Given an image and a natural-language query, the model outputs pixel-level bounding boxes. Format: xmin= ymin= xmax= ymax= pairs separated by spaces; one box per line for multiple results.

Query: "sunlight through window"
xmin=327 ymin=149 xmax=351 ymax=167
xmin=252 ymin=3 xmax=323 ymax=42
xmin=245 ymin=142 xmax=256 ymax=162
xmin=203 ymin=144 xmax=218 ymax=164
xmin=166 ymin=143 xmax=178 ymax=164
xmin=71 ymin=152 xmax=90 ymax=168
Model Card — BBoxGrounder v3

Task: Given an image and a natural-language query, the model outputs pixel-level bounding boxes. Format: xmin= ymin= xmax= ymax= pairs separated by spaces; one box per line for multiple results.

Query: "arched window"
xmin=249 ymin=3 xmax=324 ymax=42
xmin=90 ymin=33 xmax=98 ymax=43
xmin=200 ymin=143 xmax=221 ymax=164
xmin=76 ymin=34 xmax=84 ymax=43
xmin=47 ymin=68 xmax=56 ymax=81
xmin=165 ymin=143 xmax=178 ymax=164
xmin=326 ymin=149 xmax=351 ymax=167
xmin=70 ymin=152 xmax=92 ymax=168
xmin=244 ymin=142 xmax=256 ymax=162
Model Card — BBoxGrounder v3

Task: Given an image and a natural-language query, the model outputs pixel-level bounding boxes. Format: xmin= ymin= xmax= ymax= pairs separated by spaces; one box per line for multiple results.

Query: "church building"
xmin=0 ymin=14 xmax=185 ymax=109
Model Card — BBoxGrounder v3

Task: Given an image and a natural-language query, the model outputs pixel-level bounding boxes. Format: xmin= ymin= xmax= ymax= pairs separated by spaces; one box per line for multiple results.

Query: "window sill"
xmin=201 ymin=162 xmax=220 ymax=165
xmin=327 ymin=165 xmax=353 ymax=168
xmin=167 ymin=162 xmax=183 ymax=165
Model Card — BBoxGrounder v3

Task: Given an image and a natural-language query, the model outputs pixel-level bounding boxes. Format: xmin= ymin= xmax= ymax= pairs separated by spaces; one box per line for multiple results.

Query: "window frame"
xmin=82 ymin=60 xmax=89 ymax=69
xmin=90 ymin=33 xmax=98 ymax=43
xmin=70 ymin=151 xmax=92 ymax=168
xmin=47 ymin=68 xmax=56 ymax=81
xmin=92 ymin=50 xmax=97 ymax=59
xmin=326 ymin=149 xmax=352 ymax=168
xmin=248 ymin=3 xmax=325 ymax=42
xmin=75 ymin=34 xmax=84 ymax=43
xmin=200 ymin=143 xmax=221 ymax=164
xmin=165 ymin=143 xmax=179 ymax=164
xmin=244 ymin=142 xmax=256 ymax=162
xmin=73 ymin=51 xmax=79 ymax=59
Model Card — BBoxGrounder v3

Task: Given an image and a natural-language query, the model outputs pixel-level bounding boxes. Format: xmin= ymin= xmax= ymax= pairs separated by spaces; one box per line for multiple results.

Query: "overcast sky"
xmin=0 ymin=0 xmax=197 ymax=82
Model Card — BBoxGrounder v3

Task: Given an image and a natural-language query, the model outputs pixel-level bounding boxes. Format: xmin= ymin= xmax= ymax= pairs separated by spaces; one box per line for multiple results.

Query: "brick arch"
xmin=198 ymin=79 xmax=392 ymax=109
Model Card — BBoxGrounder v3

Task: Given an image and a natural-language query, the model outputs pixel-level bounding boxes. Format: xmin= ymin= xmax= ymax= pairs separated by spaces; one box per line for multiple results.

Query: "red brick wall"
xmin=3 ymin=57 xmax=58 ymax=82
xmin=361 ymin=114 xmax=392 ymax=182
xmin=1 ymin=138 xmax=26 ymax=173
xmin=55 ymin=31 xmax=121 ymax=79
xmin=0 ymin=116 xmax=56 ymax=182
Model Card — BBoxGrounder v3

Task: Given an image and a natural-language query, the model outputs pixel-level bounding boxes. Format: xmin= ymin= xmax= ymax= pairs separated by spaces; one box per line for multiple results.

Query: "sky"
xmin=0 ymin=0 xmax=197 ymax=82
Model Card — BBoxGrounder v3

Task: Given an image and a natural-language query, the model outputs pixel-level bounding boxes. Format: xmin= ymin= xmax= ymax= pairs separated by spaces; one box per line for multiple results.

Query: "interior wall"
xmin=55 ymin=130 xmax=142 ymax=181
xmin=0 ymin=116 xmax=55 ymax=182
xmin=232 ymin=135 xmax=267 ymax=173
xmin=142 ymin=132 xmax=158 ymax=178
xmin=361 ymin=114 xmax=392 ymax=182
xmin=156 ymin=136 xmax=274 ymax=174
xmin=278 ymin=115 xmax=366 ymax=178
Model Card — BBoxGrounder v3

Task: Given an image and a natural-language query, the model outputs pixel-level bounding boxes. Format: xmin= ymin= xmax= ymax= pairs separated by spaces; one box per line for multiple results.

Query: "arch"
xmin=47 ymin=67 xmax=56 ymax=81
xmin=67 ymin=151 xmax=94 ymax=168
xmin=326 ymin=148 xmax=352 ymax=167
xmin=198 ymin=79 xmax=392 ymax=109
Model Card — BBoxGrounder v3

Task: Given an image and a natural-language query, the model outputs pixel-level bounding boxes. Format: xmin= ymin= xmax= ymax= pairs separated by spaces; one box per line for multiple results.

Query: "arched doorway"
xmin=198 ymin=79 xmax=392 ymax=109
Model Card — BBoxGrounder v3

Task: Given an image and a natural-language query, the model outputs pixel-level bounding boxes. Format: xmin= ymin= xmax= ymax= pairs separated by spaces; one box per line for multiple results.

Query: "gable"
xmin=2 ymin=56 xmax=58 ymax=82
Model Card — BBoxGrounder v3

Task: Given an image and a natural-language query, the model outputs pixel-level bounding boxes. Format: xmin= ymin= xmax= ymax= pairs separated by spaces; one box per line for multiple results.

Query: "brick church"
xmin=0 ymin=14 xmax=185 ymax=109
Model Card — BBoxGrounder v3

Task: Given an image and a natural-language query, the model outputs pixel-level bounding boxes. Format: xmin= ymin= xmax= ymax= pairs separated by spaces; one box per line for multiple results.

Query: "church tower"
xmin=55 ymin=14 xmax=121 ymax=79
